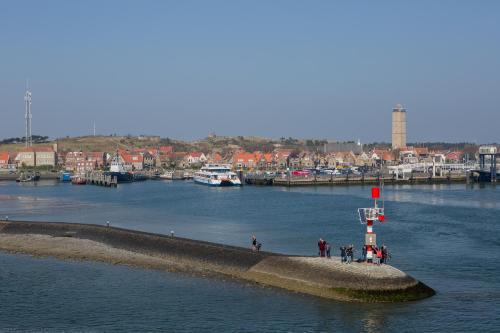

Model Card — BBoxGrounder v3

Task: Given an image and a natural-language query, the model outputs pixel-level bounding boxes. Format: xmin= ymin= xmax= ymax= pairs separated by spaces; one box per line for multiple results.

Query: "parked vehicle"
xmin=292 ymin=170 xmax=311 ymax=176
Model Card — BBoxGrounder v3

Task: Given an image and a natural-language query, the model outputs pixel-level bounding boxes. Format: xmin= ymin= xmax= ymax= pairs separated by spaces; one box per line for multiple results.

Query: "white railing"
xmin=387 ymin=162 xmax=478 ymax=178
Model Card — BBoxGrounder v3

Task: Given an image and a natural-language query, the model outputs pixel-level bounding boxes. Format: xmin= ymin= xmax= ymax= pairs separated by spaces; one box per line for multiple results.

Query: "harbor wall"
xmin=0 ymin=220 xmax=434 ymax=302
xmin=267 ymin=175 xmax=467 ymax=186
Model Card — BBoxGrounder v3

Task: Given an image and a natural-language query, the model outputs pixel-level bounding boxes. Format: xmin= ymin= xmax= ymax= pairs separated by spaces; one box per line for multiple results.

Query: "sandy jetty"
xmin=0 ymin=220 xmax=434 ymax=302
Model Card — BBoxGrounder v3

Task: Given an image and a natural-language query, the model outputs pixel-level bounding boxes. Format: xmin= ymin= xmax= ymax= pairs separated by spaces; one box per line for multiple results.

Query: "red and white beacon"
xmin=358 ymin=187 xmax=386 ymax=262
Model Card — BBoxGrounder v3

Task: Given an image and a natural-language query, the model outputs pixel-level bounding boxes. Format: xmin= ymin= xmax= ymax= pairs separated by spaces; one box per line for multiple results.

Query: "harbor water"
xmin=0 ymin=180 xmax=499 ymax=332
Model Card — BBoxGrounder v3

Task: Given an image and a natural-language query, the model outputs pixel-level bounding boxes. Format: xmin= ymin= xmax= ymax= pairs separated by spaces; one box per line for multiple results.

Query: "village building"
xmin=0 ymin=152 xmax=11 ymax=169
xmin=325 ymin=153 xmax=337 ymax=168
xmin=186 ymin=152 xmax=207 ymax=165
xmin=354 ymin=152 xmax=374 ymax=167
xmin=334 ymin=151 xmax=356 ymax=167
xmin=159 ymin=146 xmax=173 ymax=154
xmin=119 ymin=151 xmax=144 ymax=171
xmin=86 ymin=152 xmax=106 ymax=169
xmin=299 ymin=152 xmax=315 ymax=168
xmin=15 ymin=148 xmax=36 ymax=167
xmin=207 ymin=152 xmax=223 ymax=164
xmin=34 ymin=147 xmax=57 ymax=167
xmin=414 ymin=147 xmax=430 ymax=159
xmin=232 ymin=151 xmax=257 ymax=169
xmin=445 ymin=151 xmax=464 ymax=163
xmin=142 ymin=151 xmax=156 ymax=169
xmin=165 ymin=152 xmax=188 ymax=168
xmin=64 ymin=152 xmax=86 ymax=171
xmin=256 ymin=153 xmax=274 ymax=169
xmin=274 ymin=149 xmax=293 ymax=169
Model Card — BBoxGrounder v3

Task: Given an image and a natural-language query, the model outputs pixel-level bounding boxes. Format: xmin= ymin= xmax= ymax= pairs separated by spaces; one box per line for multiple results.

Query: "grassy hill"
xmin=0 ymin=135 xmax=325 ymax=154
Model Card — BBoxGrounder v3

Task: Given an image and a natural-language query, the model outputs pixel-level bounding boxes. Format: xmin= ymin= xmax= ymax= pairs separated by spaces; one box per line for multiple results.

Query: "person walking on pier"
xmin=326 ymin=242 xmax=331 ymax=258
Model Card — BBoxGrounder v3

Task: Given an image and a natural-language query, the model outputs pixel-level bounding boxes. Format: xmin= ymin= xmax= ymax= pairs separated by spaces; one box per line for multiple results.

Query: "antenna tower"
xmin=24 ymin=80 xmax=32 ymax=147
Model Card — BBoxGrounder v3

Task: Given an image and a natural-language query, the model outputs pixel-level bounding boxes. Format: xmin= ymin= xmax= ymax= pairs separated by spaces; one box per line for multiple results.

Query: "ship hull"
xmin=194 ymin=177 xmax=241 ymax=186
xmin=105 ymin=172 xmax=134 ymax=183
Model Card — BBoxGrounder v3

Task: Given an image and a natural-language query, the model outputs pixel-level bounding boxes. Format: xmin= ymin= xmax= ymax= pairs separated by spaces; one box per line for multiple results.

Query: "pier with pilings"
xmin=270 ymin=174 xmax=467 ymax=186
xmin=83 ymin=171 xmax=118 ymax=187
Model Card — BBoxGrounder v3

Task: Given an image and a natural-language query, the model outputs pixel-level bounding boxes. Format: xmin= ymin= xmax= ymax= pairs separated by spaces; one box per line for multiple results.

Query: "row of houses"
xmin=229 ymin=147 xmax=468 ymax=169
xmin=0 ymin=146 xmax=58 ymax=169
xmin=0 ymin=144 xmax=469 ymax=172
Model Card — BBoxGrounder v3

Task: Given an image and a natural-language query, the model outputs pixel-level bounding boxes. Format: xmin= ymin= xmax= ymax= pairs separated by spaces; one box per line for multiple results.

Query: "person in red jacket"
xmin=318 ymin=238 xmax=326 ymax=257
xmin=376 ymin=247 xmax=383 ymax=265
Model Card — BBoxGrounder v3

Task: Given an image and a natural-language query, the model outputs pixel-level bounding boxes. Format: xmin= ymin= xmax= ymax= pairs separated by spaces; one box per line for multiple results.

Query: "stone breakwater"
xmin=0 ymin=220 xmax=434 ymax=302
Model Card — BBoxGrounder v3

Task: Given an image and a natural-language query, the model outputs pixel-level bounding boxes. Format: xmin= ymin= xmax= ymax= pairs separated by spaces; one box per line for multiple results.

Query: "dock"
xmin=247 ymin=174 xmax=467 ymax=186
xmin=83 ymin=171 xmax=118 ymax=187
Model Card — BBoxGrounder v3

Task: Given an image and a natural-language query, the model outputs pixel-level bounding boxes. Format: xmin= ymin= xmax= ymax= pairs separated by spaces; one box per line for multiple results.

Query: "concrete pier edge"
xmin=0 ymin=220 xmax=435 ymax=302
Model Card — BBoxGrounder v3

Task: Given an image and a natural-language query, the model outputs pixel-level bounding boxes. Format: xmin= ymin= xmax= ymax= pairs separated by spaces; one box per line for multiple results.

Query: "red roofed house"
xmin=159 ymin=146 xmax=173 ymax=154
xmin=232 ymin=151 xmax=257 ymax=169
xmin=274 ymin=149 xmax=293 ymax=169
xmin=0 ymin=152 xmax=10 ymax=168
xmin=415 ymin=147 xmax=430 ymax=159
xmin=186 ymin=152 xmax=207 ymax=165
xmin=207 ymin=152 xmax=223 ymax=164
xmin=446 ymin=151 xmax=463 ymax=163
xmin=257 ymin=153 xmax=274 ymax=169
xmin=119 ymin=151 xmax=144 ymax=171
xmin=382 ymin=152 xmax=396 ymax=164
xmin=65 ymin=152 xmax=86 ymax=171
xmin=86 ymin=152 xmax=105 ymax=168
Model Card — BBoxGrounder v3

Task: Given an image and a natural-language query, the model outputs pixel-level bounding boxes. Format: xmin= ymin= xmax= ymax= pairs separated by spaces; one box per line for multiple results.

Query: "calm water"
xmin=0 ymin=180 xmax=499 ymax=332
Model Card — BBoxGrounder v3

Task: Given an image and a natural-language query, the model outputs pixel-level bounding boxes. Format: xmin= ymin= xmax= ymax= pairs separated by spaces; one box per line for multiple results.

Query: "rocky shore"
xmin=0 ymin=220 xmax=434 ymax=302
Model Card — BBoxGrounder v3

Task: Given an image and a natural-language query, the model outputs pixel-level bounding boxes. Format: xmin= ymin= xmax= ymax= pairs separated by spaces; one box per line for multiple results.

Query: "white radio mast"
xmin=24 ymin=79 xmax=32 ymax=147
xmin=93 ymin=121 xmax=96 ymax=136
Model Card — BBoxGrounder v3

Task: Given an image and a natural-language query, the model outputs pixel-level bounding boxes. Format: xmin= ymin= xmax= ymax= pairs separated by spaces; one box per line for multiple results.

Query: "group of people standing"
xmin=361 ymin=244 xmax=390 ymax=264
xmin=317 ymin=238 xmax=331 ymax=258
xmin=317 ymin=238 xmax=391 ymax=265
xmin=340 ymin=245 xmax=354 ymax=264
xmin=372 ymin=245 xmax=390 ymax=264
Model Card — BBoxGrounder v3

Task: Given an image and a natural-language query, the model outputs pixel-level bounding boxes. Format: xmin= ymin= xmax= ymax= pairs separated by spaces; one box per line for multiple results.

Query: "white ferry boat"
xmin=194 ymin=164 xmax=241 ymax=186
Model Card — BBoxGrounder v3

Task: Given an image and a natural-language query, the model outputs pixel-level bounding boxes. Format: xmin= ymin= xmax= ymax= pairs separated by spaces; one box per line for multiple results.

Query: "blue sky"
xmin=1 ymin=1 xmax=499 ymax=143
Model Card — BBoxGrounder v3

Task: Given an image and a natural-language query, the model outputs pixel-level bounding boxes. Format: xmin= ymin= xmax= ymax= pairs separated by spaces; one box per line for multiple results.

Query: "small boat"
xmin=182 ymin=171 xmax=193 ymax=180
xmin=60 ymin=172 xmax=73 ymax=182
xmin=159 ymin=171 xmax=174 ymax=180
xmin=16 ymin=172 xmax=40 ymax=182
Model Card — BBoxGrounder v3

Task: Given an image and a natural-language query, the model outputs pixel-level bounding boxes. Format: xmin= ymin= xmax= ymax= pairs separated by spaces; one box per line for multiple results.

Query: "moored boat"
xmin=194 ymin=164 xmax=241 ymax=186
xmin=104 ymin=152 xmax=134 ymax=183
xmin=71 ymin=175 xmax=86 ymax=185
xmin=60 ymin=172 xmax=73 ymax=182
xmin=16 ymin=172 xmax=40 ymax=182
xmin=159 ymin=171 xmax=174 ymax=180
